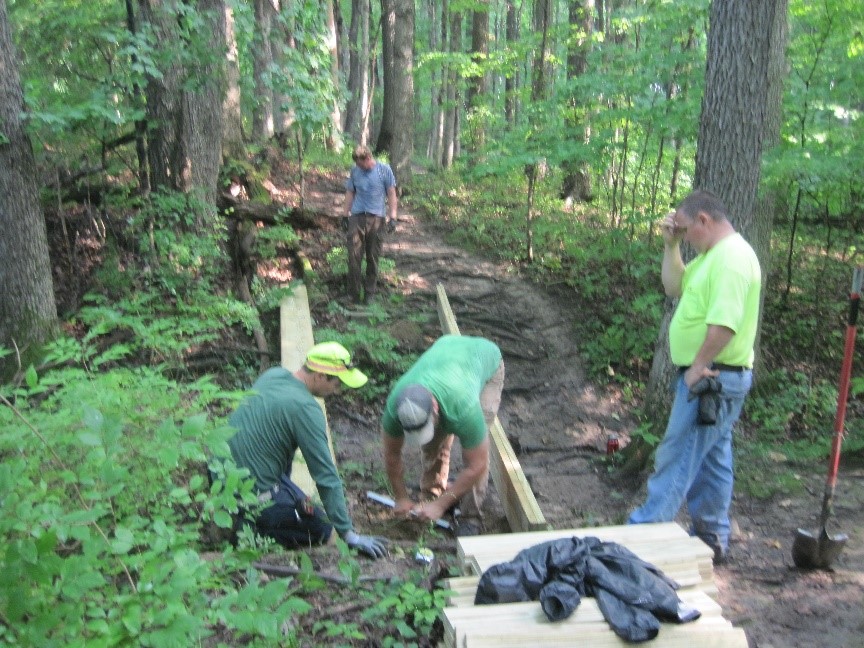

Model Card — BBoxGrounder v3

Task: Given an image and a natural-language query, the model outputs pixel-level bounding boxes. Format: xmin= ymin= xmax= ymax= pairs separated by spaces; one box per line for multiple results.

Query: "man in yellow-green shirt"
xmin=628 ymin=190 xmax=761 ymax=566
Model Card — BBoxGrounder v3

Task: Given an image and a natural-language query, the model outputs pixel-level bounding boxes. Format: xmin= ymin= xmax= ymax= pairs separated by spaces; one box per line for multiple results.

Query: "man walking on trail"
xmin=343 ymin=144 xmax=398 ymax=304
xmin=627 ymin=190 xmax=762 ymax=565
xmin=381 ymin=335 xmax=505 ymax=536
xmin=226 ymin=342 xmax=388 ymax=558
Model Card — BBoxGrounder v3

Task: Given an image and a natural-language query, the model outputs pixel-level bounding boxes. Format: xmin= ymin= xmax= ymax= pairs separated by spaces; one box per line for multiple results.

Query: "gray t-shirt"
xmin=345 ymin=162 xmax=396 ymax=216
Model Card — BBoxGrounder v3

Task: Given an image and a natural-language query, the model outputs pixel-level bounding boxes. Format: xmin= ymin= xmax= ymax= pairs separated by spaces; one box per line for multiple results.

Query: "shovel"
xmin=792 ymin=266 xmax=863 ymax=569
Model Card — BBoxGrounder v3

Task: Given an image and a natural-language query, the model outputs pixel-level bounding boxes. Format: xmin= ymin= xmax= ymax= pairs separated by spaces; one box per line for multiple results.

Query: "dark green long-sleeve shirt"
xmin=227 ymin=368 xmax=352 ymax=536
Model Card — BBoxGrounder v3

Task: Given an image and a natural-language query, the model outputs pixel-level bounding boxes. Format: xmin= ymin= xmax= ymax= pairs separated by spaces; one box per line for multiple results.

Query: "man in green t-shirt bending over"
xmin=227 ymin=342 xmax=388 ymax=558
xmin=381 ymin=335 xmax=505 ymax=535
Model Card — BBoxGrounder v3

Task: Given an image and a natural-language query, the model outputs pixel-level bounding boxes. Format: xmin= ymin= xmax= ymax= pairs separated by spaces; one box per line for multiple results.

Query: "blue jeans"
xmin=628 ymin=369 xmax=752 ymax=553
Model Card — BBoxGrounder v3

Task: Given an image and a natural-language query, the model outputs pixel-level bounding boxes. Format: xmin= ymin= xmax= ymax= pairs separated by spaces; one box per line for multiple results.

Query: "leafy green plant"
xmin=361 ymin=573 xmax=453 ymax=645
xmin=0 ymin=347 xmax=316 ymax=646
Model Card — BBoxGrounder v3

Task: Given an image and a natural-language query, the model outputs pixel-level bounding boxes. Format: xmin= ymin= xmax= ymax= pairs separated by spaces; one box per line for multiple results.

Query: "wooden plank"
xmin=279 ymin=282 xmax=335 ymax=500
xmin=443 ymin=590 xmax=748 ymax=648
xmin=457 ymin=522 xmax=713 ymax=572
xmin=436 ymin=283 xmax=548 ymax=532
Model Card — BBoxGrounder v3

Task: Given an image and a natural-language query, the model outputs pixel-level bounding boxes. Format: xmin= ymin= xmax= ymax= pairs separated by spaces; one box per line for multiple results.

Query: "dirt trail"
xmin=321 ymin=192 xmax=864 ymax=648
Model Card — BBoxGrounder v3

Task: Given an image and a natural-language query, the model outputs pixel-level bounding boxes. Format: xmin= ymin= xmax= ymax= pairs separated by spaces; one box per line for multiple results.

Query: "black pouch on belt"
xmin=687 ymin=377 xmax=723 ymax=425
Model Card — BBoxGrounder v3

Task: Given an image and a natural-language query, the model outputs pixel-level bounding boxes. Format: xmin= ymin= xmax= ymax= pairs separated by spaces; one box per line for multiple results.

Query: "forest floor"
xmin=49 ymin=158 xmax=864 ymax=647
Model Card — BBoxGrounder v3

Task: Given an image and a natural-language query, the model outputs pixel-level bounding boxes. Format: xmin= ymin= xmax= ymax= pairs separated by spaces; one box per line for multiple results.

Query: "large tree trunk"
xmin=0 ymin=0 xmax=58 ymax=376
xmin=222 ymin=2 xmax=245 ymax=159
xmin=638 ymin=1 xmax=789 ymax=470
xmin=140 ymin=0 xmax=224 ymax=199
xmin=344 ymin=0 xmax=370 ymax=144
xmin=251 ymin=0 xmax=275 ymax=140
xmin=324 ymin=0 xmax=343 ymax=151
xmin=466 ymin=2 xmax=489 ymax=151
xmin=504 ymin=1 xmax=519 ymax=125
xmin=377 ymin=0 xmax=396 ymax=153
xmin=427 ymin=0 xmax=446 ymax=164
xmin=442 ymin=10 xmax=462 ymax=167
xmin=389 ymin=0 xmax=414 ymax=187
xmin=560 ymin=0 xmax=595 ymax=205
xmin=185 ymin=0 xmax=225 ymax=201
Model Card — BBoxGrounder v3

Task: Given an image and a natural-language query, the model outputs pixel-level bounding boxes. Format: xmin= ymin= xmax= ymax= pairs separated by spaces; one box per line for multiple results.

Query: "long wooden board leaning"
xmin=435 ymin=283 xmax=548 ymax=533
xmin=279 ymin=282 xmax=335 ymax=499
xmin=441 ymin=522 xmax=747 ymax=647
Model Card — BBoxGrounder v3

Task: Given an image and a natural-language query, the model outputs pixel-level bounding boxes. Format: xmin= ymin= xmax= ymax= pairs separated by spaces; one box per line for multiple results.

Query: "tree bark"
xmin=344 ymin=0 xmax=371 ymax=145
xmin=442 ymin=10 xmax=462 ymax=167
xmin=324 ymin=0 xmax=344 ymax=151
xmin=0 ymin=0 xmax=58 ymax=375
xmin=139 ymin=0 xmax=225 ymax=199
xmin=222 ymin=2 xmax=245 ymax=159
xmin=504 ymin=1 xmax=519 ymax=125
xmin=466 ymin=2 xmax=489 ymax=151
xmin=640 ymin=1 xmax=789 ymax=458
xmin=560 ymin=0 xmax=595 ymax=205
xmin=252 ymin=0 xmax=276 ymax=140
xmin=377 ymin=0 xmax=396 ymax=153
xmin=389 ymin=0 xmax=414 ymax=187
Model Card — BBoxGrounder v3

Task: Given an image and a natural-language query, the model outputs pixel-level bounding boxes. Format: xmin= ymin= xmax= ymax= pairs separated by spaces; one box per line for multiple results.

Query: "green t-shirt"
xmin=669 ymin=233 xmax=762 ymax=367
xmin=227 ymin=368 xmax=352 ymax=535
xmin=382 ymin=335 xmax=502 ymax=449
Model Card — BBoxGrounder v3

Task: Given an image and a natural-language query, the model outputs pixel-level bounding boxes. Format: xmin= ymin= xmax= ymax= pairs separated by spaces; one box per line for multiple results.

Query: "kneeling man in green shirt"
xmin=227 ymin=342 xmax=388 ymax=558
xmin=381 ymin=335 xmax=505 ymax=534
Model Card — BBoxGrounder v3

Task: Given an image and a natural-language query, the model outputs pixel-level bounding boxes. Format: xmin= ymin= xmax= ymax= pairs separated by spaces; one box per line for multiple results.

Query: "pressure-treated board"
xmin=440 ymin=522 xmax=747 ymax=648
xmin=435 ymin=283 xmax=548 ymax=532
xmin=279 ymin=282 xmax=334 ymax=500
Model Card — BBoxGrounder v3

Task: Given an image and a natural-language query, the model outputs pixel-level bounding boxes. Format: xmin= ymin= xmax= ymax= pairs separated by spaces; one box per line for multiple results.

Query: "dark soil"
xmin=47 ymin=160 xmax=864 ymax=647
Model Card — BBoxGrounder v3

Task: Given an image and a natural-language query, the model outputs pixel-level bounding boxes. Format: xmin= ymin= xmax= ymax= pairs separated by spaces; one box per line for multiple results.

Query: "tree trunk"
xmin=560 ymin=0 xmax=594 ymax=205
xmin=222 ymin=2 xmax=245 ymax=159
xmin=252 ymin=0 xmax=275 ymax=140
xmin=638 ymin=0 xmax=789 ymax=470
xmin=466 ymin=2 xmax=489 ymax=151
xmin=140 ymin=0 xmax=224 ymax=199
xmin=125 ymin=0 xmax=151 ymax=193
xmin=185 ymin=0 xmax=225 ymax=201
xmin=377 ymin=0 xmax=396 ymax=154
xmin=442 ymin=10 xmax=462 ymax=167
xmin=324 ymin=0 xmax=343 ymax=151
xmin=344 ymin=0 xmax=370 ymax=144
xmin=389 ymin=0 xmax=414 ymax=187
xmin=0 ymin=0 xmax=58 ymax=376
xmin=504 ymin=1 xmax=519 ymax=125
xmin=427 ymin=0 xmax=446 ymax=164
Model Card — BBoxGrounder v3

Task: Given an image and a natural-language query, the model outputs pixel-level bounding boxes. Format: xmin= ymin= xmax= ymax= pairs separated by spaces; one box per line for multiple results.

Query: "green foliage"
xmin=361 ymin=572 xmax=453 ymax=645
xmin=316 ymin=321 xmax=415 ymax=401
xmin=0 ymin=352 xmax=314 ymax=646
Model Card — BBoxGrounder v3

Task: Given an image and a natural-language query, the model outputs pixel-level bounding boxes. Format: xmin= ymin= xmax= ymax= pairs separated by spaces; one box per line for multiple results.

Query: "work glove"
xmin=687 ymin=377 xmax=723 ymax=425
xmin=386 ymin=219 xmax=397 ymax=234
xmin=344 ymin=530 xmax=389 ymax=559
xmin=341 ymin=216 xmax=350 ymax=232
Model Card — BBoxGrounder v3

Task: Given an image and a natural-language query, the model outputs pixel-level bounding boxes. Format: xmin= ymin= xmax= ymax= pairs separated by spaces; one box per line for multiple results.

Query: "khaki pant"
xmin=420 ymin=361 xmax=505 ymax=520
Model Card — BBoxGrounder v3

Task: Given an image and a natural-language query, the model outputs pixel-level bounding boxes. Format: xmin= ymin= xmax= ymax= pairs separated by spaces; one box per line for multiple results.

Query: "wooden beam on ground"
xmin=436 ymin=283 xmax=548 ymax=532
xmin=280 ymin=282 xmax=335 ymax=499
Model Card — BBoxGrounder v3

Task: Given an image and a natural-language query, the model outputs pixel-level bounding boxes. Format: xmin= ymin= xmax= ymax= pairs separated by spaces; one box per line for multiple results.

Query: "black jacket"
xmin=474 ymin=536 xmax=700 ymax=642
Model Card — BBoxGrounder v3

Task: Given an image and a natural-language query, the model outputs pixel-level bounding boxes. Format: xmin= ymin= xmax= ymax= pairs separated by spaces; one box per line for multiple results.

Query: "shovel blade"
xmin=792 ymin=527 xmax=849 ymax=569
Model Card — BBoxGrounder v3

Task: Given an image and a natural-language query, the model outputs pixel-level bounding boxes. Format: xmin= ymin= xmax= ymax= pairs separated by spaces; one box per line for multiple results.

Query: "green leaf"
xmin=25 ymin=365 xmax=38 ymax=389
xmin=111 ymin=527 xmax=135 ymax=554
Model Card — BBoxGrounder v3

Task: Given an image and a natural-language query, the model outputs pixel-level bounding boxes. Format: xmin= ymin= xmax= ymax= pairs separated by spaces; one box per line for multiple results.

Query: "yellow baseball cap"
xmin=305 ymin=342 xmax=368 ymax=388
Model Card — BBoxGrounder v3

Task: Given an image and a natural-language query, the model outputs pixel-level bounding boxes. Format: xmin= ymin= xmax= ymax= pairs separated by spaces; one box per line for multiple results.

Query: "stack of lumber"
xmin=440 ymin=522 xmax=747 ymax=647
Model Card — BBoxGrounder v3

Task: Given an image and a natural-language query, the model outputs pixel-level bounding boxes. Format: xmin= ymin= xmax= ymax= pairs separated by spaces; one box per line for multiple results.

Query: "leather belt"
xmin=679 ymin=363 xmax=748 ymax=373
xmin=351 ymin=211 xmax=382 ymax=218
